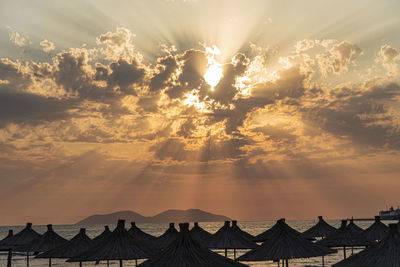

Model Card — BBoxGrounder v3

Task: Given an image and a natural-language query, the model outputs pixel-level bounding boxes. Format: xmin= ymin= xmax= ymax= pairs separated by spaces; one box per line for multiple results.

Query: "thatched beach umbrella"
xmin=303 ymin=216 xmax=337 ymax=239
xmin=238 ymin=219 xmax=336 ymax=267
xmin=128 ymin=222 xmax=159 ymax=250
xmin=92 ymin=225 xmax=111 ymax=246
xmin=157 ymin=223 xmax=179 ymax=249
xmin=317 ymin=220 xmax=372 ymax=259
xmin=231 ymin=221 xmax=254 ymax=241
xmin=67 ymin=220 xmax=154 ymax=267
xmin=362 ymin=216 xmax=388 ymax=242
xmin=2 ymin=222 xmax=41 ymax=267
xmin=0 ymin=230 xmax=14 ymax=267
xmin=253 ymin=219 xmax=309 ymax=243
xmin=91 ymin=225 xmax=112 ymax=267
xmin=21 ymin=224 xmax=67 ymax=267
xmin=36 ymin=228 xmax=92 ymax=267
xmin=333 ymin=223 xmax=400 ymax=267
xmin=346 ymin=219 xmax=364 ymax=235
xmin=0 ymin=230 xmax=14 ymax=248
xmin=138 ymin=223 xmax=249 ymax=267
xmin=190 ymin=222 xmax=213 ymax=244
xmin=207 ymin=221 xmax=258 ymax=259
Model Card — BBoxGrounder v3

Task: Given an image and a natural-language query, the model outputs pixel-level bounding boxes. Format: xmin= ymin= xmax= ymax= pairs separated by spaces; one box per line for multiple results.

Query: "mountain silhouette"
xmin=76 ymin=209 xmax=230 ymax=225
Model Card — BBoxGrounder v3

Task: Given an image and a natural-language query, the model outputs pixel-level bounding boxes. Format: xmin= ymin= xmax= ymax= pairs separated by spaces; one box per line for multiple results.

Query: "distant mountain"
xmin=152 ymin=209 xmax=230 ymax=223
xmin=76 ymin=210 xmax=152 ymax=225
xmin=75 ymin=209 xmax=230 ymax=225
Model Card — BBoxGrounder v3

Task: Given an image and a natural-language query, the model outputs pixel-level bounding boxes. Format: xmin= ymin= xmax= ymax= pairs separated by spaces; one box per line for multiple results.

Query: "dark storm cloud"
xmin=303 ymin=82 xmax=400 ymax=150
xmin=0 ymin=92 xmax=75 ymax=127
xmin=165 ymin=49 xmax=208 ymax=99
xmin=0 ymin=58 xmax=31 ymax=92
xmin=108 ymin=58 xmax=146 ymax=92
xmin=149 ymin=55 xmax=178 ymax=92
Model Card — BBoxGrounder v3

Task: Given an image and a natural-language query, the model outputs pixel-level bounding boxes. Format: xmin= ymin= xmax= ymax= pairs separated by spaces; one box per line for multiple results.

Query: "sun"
xmin=204 ymin=45 xmax=223 ymax=90
xmin=204 ymin=64 xmax=223 ymax=89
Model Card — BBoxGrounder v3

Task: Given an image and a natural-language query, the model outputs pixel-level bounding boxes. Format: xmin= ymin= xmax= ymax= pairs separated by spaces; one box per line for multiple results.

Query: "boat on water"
xmin=379 ymin=206 xmax=400 ymax=220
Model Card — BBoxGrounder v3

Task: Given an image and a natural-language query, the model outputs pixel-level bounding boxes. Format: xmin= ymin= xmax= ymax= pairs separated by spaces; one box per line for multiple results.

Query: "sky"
xmin=0 ymin=0 xmax=400 ymax=225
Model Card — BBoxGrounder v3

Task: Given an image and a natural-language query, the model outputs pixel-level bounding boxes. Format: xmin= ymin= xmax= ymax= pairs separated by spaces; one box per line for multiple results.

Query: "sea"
xmin=0 ymin=219 xmax=393 ymax=267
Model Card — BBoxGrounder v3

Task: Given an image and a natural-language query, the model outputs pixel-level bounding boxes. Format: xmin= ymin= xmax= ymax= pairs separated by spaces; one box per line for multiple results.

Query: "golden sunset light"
xmin=0 ymin=0 xmax=399 ymax=233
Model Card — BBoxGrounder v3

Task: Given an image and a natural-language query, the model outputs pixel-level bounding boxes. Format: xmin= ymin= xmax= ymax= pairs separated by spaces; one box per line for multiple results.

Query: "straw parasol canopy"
xmin=2 ymin=223 xmax=41 ymax=249
xmin=92 ymin=225 xmax=111 ymax=246
xmin=346 ymin=219 xmax=364 ymax=235
xmin=1 ymin=223 xmax=42 ymax=267
xmin=138 ymin=223 xmax=249 ymax=267
xmin=207 ymin=221 xmax=258 ymax=258
xmin=238 ymin=219 xmax=336 ymax=266
xmin=190 ymin=222 xmax=213 ymax=244
xmin=253 ymin=219 xmax=309 ymax=243
xmin=333 ymin=224 xmax=400 ymax=267
xmin=36 ymin=228 xmax=92 ymax=259
xmin=0 ymin=230 xmax=14 ymax=267
xmin=22 ymin=224 xmax=67 ymax=253
xmin=317 ymin=220 xmax=373 ymax=259
xmin=231 ymin=221 xmax=254 ymax=241
xmin=303 ymin=216 xmax=337 ymax=239
xmin=0 ymin=230 xmax=14 ymax=250
xmin=128 ymin=222 xmax=159 ymax=250
xmin=67 ymin=220 xmax=155 ymax=266
xmin=362 ymin=216 xmax=389 ymax=242
xmin=157 ymin=223 xmax=179 ymax=249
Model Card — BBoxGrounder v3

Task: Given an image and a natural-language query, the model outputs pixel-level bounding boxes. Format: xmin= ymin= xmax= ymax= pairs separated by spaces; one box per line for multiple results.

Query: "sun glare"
xmin=204 ymin=45 xmax=223 ymax=90
xmin=204 ymin=64 xmax=223 ymax=89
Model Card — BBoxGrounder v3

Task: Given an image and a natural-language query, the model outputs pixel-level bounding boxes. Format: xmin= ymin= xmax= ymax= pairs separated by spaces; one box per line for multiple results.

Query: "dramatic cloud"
xmin=317 ymin=41 xmax=362 ymax=76
xmin=40 ymin=40 xmax=55 ymax=52
xmin=376 ymin=44 xmax=400 ymax=74
xmin=1 ymin=26 xmax=400 ymax=224
xmin=8 ymin=30 xmax=31 ymax=48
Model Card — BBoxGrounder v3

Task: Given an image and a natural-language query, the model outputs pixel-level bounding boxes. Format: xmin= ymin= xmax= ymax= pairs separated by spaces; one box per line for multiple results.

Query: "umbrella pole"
xmin=234 ymin=248 xmax=236 ymax=260
xmin=322 ymin=255 xmax=325 ymax=267
xmin=286 ymin=259 xmax=289 ymax=267
xmin=135 ymin=259 xmax=138 ymax=266
xmin=225 ymin=248 xmax=227 ymax=258
xmin=49 ymin=258 xmax=52 ymax=267
xmin=107 ymin=260 xmax=109 ymax=267
xmin=277 ymin=260 xmax=280 ymax=267
xmin=351 ymin=246 xmax=353 ymax=255
xmin=27 ymin=252 xmax=29 ymax=267
xmin=343 ymin=246 xmax=346 ymax=259
xmin=79 ymin=262 xmax=82 ymax=267
xmin=120 ymin=259 xmax=123 ymax=267
xmin=7 ymin=250 xmax=12 ymax=267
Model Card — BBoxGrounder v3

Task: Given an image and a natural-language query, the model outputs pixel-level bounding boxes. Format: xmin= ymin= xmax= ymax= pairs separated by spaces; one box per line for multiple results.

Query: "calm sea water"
xmin=0 ymin=219 xmax=393 ymax=267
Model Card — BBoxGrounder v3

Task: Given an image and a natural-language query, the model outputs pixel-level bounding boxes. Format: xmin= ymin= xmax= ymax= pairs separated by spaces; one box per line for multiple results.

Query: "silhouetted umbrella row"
xmin=36 ymin=228 xmax=92 ymax=267
xmin=138 ymin=223 xmax=248 ymax=267
xmin=1 ymin=217 xmax=398 ymax=267
xmin=207 ymin=221 xmax=258 ymax=259
xmin=67 ymin=220 xmax=155 ymax=267
xmin=1 ymin=222 xmax=42 ymax=267
xmin=333 ymin=223 xmax=400 ymax=267
xmin=317 ymin=220 xmax=373 ymax=259
xmin=238 ymin=218 xmax=336 ymax=267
